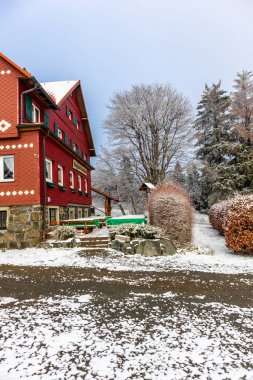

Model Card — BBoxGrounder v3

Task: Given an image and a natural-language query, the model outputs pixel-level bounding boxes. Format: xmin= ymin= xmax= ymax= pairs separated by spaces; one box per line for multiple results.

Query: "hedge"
xmin=148 ymin=182 xmax=193 ymax=246
xmin=209 ymin=195 xmax=253 ymax=255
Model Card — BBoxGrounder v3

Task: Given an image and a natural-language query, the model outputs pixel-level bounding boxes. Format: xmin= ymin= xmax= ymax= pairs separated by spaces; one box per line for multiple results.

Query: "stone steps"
xmin=77 ymin=236 xmax=110 ymax=249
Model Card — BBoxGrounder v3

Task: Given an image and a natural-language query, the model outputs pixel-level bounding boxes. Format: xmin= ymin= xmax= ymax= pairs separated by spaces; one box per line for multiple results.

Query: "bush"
xmin=109 ymin=224 xmax=161 ymax=240
xmin=224 ymin=195 xmax=253 ymax=255
xmin=51 ymin=226 xmax=76 ymax=240
xmin=148 ymin=182 xmax=193 ymax=246
xmin=209 ymin=200 xmax=229 ymax=235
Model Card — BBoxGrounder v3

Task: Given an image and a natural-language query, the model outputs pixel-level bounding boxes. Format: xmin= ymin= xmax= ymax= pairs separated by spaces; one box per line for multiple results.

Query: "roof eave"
xmin=0 ymin=52 xmax=31 ymax=78
xmin=28 ymin=76 xmax=59 ymax=110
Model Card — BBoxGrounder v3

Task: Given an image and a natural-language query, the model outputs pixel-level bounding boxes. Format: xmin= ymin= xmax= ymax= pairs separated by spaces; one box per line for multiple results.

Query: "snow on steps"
xmin=77 ymin=235 xmax=111 ymax=249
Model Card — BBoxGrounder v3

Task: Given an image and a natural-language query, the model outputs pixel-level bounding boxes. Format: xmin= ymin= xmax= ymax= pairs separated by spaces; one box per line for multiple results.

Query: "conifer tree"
xmin=171 ymin=161 xmax=185 ymax=187
xmin=229 ymin=71 xmax=253 ymax=194
xmin=194 ymin=81 xmax=235 ymax=205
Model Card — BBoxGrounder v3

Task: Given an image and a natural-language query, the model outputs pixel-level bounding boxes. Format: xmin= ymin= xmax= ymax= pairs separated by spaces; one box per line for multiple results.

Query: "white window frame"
xmin=58 ymin=165 xmax=64 ymax=186
xmin=45 ymin=158 xmax=53 ymax=183
xmin=84 ymin=178 xmax=88 ymax=193
xmin=0 ymin=155 xmax=14 ymax=182
xmin=70 ymin=171 xmax=74 ymax=189
xmin=78 ymin=175 xmax=82 ymax=191
xmin=32 ymin=104 xmax=40 ymax=123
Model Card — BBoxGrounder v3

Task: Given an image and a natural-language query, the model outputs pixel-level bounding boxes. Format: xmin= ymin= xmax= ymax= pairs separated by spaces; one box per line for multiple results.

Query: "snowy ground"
xmin=0 ymin=214 xmax=253 ymax=379
xmin=0 ymin=213 xmax=253 ymax=274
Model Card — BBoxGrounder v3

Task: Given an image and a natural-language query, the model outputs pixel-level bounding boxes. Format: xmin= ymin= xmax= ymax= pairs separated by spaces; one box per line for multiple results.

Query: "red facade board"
xmin=0 ymin=54 xmax=94 ymax=208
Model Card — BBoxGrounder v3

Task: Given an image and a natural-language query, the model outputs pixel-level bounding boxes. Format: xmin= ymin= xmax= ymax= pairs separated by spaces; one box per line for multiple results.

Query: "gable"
xmin=0 ymin=55 xmax=27 ymax=138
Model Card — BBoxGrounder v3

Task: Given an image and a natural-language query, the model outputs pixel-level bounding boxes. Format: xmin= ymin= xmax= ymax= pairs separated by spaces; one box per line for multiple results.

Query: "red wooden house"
xmin=0 ymin=52 xmax=96 ymax=248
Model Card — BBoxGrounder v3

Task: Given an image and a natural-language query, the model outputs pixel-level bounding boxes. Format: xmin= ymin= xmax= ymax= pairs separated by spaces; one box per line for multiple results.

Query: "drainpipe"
xmin=20 ymin=84 xmax=47 ymax=240
xmin=42 ymin=128 xmax=49 ymax=240
xmin=20 ymin=85 xmax=39 ymax=124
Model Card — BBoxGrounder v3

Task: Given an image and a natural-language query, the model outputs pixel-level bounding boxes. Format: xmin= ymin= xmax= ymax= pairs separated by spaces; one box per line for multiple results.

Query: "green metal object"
xmin=106 ymin=216 xmax=147 ymax=226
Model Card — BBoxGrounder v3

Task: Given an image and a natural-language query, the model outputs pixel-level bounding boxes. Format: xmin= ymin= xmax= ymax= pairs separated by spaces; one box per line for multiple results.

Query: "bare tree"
xmin=231 ymin=71 xmax=253 ymax=143
xmin=104 ymin=83 xmax=193 ymax=185
xmin=92 ymin=146 xmax=144 ymax=214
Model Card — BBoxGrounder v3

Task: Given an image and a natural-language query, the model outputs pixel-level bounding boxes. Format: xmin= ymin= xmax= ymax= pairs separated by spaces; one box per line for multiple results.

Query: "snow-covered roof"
xmin=144 ymin=182 xmax=156 ymax=189
xmin=139 ymin=182 xmax=156 ymax=191
xmin=40 ymin=80 xmax=79 ymax=104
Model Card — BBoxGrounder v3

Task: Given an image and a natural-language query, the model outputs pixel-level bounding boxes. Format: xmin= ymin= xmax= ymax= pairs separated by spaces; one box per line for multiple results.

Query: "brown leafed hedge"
xmin=209 ymin=200 xmax=231 ymax=235
xmin=148 ymin=182 xmax=193 ymax=246
xmin=209 ymin=195 xmax=253 ymax=255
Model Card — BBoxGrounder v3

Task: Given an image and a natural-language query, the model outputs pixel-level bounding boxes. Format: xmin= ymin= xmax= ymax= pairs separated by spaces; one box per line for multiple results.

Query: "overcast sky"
xmin=1 ymin=0 xmax=253 ymax=153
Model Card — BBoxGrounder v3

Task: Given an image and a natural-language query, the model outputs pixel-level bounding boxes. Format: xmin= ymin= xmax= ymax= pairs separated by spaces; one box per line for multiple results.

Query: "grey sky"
xmin=1 ymin=0 xmax=253 ymax=153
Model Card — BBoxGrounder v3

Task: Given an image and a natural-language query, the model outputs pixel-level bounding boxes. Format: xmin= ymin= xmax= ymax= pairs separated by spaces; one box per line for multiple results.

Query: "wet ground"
xmin=0 ymin=263 xmax=253 ymax=379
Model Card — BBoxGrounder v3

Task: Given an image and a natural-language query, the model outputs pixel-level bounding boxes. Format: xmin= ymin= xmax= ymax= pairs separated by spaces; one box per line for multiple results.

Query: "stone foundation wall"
xmin=0 ymin=204 xmax=93 ymax=249
xmin=0 ymin=205 xmax=43 ymax=249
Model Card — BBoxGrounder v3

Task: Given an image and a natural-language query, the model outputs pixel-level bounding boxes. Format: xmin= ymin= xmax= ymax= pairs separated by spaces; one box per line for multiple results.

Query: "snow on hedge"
xmin=209 ymin=195 xmax=253 ymax=255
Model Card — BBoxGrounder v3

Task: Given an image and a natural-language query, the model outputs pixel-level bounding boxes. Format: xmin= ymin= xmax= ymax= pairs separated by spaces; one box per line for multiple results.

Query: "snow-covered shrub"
xmin=51 ymin=226 xmax=76 ymax=240
xmin=224 ymin=195 xmax=253 ymax=255
xmin=109 ymin=224 xmax=161 ymax=240
xmin=148 ymin=182 xmax=193 ymax=246
xmin=209 ymin=200 xmax=229 ymax=235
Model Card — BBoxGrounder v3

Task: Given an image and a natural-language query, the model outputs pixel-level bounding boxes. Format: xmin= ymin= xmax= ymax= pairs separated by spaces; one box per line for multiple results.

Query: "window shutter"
xmin=54 ymin=123 xmax=59 ymax=135
xmin=44 ymin=112 xmax=49 ymax=127
xmin=73 ymin=115 xmax=77 ymax=127
xmin=25 ymin=94 xmax=32 ymax=121
xmin=64 ymin=132 xmax=68 ymax=145
xmin=77 ymin=147 xmax=81 ymax=156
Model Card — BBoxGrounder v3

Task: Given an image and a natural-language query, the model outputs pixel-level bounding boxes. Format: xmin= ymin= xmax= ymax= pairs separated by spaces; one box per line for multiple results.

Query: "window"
xmin=44 ymin=112 xmax=49 ymax=127
xmin=54 ymin=124 xmax=62 ymax=139
xmin=70 ymin=171 xmax=74 ymax=189
xmin=0 ymin=156 xmax=14 ymax=181
xmin=78 ymin=208 xmax=83 ymax=219
xmin=69 ymin=207 xmax=75 ymax=219
xmin=58 ymin=129 xmax=63 ymax=139
xmin=84 ymin=178 xmax=88 ymax=193
xmin=0 ymin=208 xmax=8 ymax=229
xmin=64 ymin=132 xmax=68 ymax=145
xmin=73 ymin=115 xmax=78 ymax=127
xmin=49 ymin=207 xmax=59 ymax=225
xmin=32 ymin=104 xmax=40 ymax=122
xmin=67 ymin=106 xmax=72 ymax=121
xmin=84 ymin=208 xmax=89 ymax=217
xmin=45 ymin=159 xmax=53 ymax=182
xmin=70 ymin=139 xmax=77 ymax=152
xmin=78 ymin=175 xmax=82 ymax=191
xmin=58 ymin=165 xmax=63 ymax=186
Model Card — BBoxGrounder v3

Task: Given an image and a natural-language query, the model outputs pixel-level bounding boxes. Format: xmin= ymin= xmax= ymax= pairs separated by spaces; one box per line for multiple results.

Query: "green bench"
xmin=60 ymin=220 xmax=97 ymax=233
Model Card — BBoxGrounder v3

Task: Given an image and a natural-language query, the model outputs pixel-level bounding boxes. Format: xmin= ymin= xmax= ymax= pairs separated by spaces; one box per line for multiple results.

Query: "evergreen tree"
xmin=195 ymin=81 xmax=235 ymax=205
xmin=185 ymin=162 xmax=212 ymax=211
xmin=229 ymin=71 xmax=253 ymax=194
xmin=171 ymin=161 xmax=185 ymax=187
